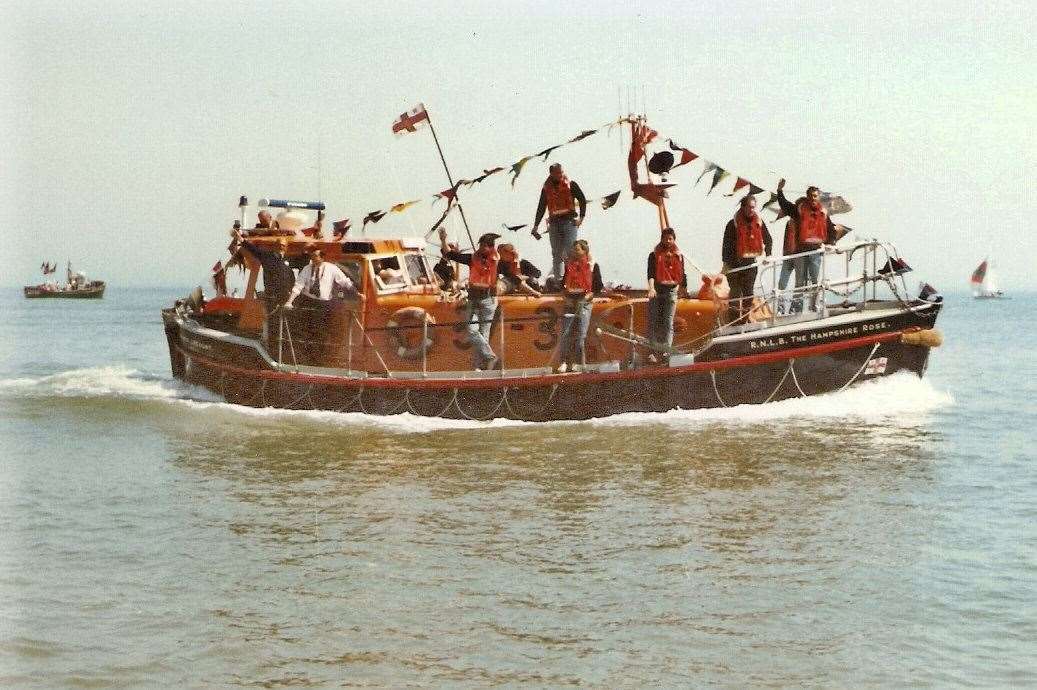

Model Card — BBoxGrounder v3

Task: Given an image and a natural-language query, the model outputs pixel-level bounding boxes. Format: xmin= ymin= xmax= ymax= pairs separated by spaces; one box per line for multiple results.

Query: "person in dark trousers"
xmin=776 ymin=178 xmax=838 ymax=310
xmin=532 ymin=163 xmax=588 ymax=280
xmin=722 ymin=195 xmax=773 ymax=323
xmin=646 ymin=227 xmax=688 ymax=362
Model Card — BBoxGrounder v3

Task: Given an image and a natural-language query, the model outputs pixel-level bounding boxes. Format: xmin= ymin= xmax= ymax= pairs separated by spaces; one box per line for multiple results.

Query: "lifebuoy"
xmin=386 ymin=307 xmax=436 ymax=359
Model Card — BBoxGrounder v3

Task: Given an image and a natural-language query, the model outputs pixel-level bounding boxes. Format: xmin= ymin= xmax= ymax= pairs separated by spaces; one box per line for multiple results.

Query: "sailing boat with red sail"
xmin=970 ymin=259 xmax=1004 ymax=299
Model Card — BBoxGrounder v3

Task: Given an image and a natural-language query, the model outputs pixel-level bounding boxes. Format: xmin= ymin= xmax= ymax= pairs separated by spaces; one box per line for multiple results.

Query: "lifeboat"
xmin=161 ymin=119 xmax=942 ymax=421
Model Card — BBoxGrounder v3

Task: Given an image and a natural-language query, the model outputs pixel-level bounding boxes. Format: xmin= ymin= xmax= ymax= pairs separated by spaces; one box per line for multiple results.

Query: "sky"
xmin=2 ymin=0 xmax=1035 ymax=292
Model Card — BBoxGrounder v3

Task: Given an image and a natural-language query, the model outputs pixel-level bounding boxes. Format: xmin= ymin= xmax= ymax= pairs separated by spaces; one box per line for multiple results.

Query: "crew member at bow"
xmin=722 ymin=195 xmax=773 ymax=322
xmin=646 ymin=227 xmax=687 ymax=361
xmin=777 ymin=178 xmax=839 ymax=310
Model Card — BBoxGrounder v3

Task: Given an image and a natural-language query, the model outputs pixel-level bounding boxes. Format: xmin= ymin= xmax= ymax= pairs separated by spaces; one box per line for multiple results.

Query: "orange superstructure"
xmin=204 ymin=233 xmax=720 ymax=373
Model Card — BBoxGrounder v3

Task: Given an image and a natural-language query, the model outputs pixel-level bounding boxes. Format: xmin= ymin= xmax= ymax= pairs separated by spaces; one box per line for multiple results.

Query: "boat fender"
xmin=900 ymin=328 xmax=942 ymax=348
xmin=387 ymin=307 xmax=436 ymax=359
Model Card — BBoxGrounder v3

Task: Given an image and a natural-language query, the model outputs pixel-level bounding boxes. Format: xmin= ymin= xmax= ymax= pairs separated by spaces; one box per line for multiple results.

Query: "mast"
xmin=423 ymin=104 xmax=476 ymax=250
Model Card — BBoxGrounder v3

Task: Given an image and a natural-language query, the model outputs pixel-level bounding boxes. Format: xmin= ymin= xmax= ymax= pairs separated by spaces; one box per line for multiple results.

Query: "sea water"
xmin=1 ymin=288 xmax=1034 ymax=687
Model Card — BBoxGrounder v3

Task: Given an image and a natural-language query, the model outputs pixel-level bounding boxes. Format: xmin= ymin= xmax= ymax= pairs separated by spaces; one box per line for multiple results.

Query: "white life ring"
xmin=386 ymin=307 xmax=436 ymax=360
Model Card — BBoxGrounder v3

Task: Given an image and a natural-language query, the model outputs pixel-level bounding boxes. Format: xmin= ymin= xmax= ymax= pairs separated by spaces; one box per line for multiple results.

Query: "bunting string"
xmin=356 ymin=114 xmax=850 ymax=232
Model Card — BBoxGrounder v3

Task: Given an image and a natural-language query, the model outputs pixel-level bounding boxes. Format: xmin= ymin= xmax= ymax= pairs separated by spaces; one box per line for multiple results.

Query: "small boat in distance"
xmin=970 ymin=259 xmax=1004 ymax=299
xmin=24 ymin=261 xmax=105 ymax=299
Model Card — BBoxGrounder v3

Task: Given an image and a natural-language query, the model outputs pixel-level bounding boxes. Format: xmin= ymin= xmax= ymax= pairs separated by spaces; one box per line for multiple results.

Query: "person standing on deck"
xmin=285 ymin=249 xmax=356 ymax=307
xmin=532 ymin=163 xmax=588 ymax=281
xmin=776 ymin=179 xmax=838 ymax=310
xmin=439 ymin=228 xmax=515 ymax=370
xmin=722 ymin=195 xmax=773 ymax=322
xmin=646 ymin=227 xmax=688 ymax=362
xmin=556 ymin=239 xmax=605 ymax=373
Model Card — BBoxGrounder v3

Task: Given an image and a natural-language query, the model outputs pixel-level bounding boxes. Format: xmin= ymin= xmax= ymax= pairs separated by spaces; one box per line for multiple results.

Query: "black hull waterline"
xmin=162 ymin=301 xmax=941 ymax=421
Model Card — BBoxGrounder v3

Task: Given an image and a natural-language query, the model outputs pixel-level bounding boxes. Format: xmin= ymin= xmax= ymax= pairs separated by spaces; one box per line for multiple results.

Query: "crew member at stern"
xmin=722 ymin=195 xmax=773 ymax=322
xmin=532 ymin=163 xmax=588 ymax=281
xmin=646 ymin=227 xmax=688 ymax=362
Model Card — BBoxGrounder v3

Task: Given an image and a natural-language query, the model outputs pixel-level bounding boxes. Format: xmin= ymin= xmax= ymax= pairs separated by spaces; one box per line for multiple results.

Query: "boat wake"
xmin=0 ymin=366 xmax=954 ymax=433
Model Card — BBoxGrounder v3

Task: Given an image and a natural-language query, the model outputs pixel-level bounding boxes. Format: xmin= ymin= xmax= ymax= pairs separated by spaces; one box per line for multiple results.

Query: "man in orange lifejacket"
xmin=532 ymin=163 xmax=588 ymax=282
xmin=722 ymin=195 xmax=773 ymax=322
xmin=776 ymin=178 xmax=839 ymax=310
xmin=439 ymin=228 xmax=514 ymax=370
xmin=646 ymin=227 xmax=688 ymax=360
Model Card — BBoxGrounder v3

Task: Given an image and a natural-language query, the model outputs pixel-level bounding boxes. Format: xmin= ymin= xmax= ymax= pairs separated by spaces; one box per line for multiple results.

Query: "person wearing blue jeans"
xmin=556 ymin=240 xmax=605 ymax=372
xmin=465 ymin=292 xmax=498 ymax=369
xmin=532 ymin=163 xmax=587 ymax=281
xmin=646 ymin=227 xmax=687 ymax=362
xmin=776 ymin=179 xmax=843 ymax=311
xmin=439 ymin=228 xmax=516 ymax=370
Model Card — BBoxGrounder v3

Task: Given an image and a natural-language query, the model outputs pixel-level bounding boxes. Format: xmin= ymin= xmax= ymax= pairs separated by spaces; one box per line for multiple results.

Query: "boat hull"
xmin=162 ymin=301 xmax=941 ymax=421
xmin=24 ymin=284 xmax=105 ymax=299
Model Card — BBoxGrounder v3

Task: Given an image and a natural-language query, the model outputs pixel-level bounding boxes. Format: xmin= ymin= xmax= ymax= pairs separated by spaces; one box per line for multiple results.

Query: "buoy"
xmin=900 ymin=328 xmax=943 ymax=347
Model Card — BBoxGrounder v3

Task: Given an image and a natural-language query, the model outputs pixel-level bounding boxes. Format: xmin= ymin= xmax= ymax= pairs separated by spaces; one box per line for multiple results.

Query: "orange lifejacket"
xmin=784 ymin=217 xmax=798 ymax=255
xmin=654 ymin=248 xmax=685 ymax=286
xmin=735 ymin=212 xmax=764 ymax=258
xmin=797 ymin=200 xmax=828 ymax=246
xmin=544 ymin=176 xmax=576 ymax=217
xmin=564 ymin=257 xmax=593 ymax=294
xmin=468 ymin=249 xmax=499 ymax=289
xmin=498 ymin=249 xmax=521 ymax=278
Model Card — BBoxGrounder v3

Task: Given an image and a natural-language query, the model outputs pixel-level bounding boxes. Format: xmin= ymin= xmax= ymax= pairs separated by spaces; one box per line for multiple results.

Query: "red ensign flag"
xmin=391 ymin=104 xmax=429 ymax=136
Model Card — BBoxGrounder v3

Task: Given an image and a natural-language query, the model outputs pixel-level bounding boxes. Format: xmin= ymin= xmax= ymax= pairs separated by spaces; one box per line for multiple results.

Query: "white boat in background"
xmin=970 ymin=259 xmax=1004 ymax=299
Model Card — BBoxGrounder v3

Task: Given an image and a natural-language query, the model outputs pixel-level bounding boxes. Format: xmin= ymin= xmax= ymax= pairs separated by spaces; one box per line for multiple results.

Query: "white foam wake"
xmin=0 ymin=367 xmax=953 ymax=433
xmin=589 ymin=371 xmax=954 ymax=429
xmin=0 ymin=366 xmax=222 ymax=402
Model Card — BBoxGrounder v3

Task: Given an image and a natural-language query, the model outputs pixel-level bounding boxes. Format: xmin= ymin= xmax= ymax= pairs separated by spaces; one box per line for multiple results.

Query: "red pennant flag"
xmin=725 ymin=177 xmax=751 ymax=197
xmin=667 ymin=139 xmax=698 ymax=167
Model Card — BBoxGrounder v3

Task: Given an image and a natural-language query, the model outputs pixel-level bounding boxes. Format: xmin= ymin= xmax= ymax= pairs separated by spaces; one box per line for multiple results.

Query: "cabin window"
xmin=404 ymin=253 xmax=433 ymax=287
xmin=372 ymin=256 xmax=408 ymax=292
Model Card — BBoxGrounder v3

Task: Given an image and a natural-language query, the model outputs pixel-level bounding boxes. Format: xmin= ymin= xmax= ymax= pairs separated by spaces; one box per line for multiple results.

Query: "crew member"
xmin=776 ymin=179 xmax=839 ymax=310
xmin=439 ymin=228 xmax=513 ymax=370
xmin=497 ymin=244 xmax=542 ymax=298
xmin=532 ymin=163 xmax=588 ymax=280
xmin=646 ymin=227 xmax=687 ymax=361
xmin=776 ymin=207 xmax=804 ymax=314
xmin=556 ymin=239 xmax=605 ymax=373
xmin=285 ymin=249 xmax=357 ymax=308
xmin=251 ymin=210 xmax=278 ymax=236
xmin=722 ymin=195 xmax=773 ymax=322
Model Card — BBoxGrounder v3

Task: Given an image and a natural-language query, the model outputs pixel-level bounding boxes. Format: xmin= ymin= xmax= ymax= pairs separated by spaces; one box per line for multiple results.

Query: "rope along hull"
xmin=163 ymin=302 xmax=940 ymax=421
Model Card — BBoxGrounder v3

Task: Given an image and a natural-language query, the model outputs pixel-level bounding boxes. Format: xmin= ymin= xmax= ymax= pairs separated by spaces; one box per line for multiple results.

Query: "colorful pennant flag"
xmin=726 ymin=177 xmax=750 ymax=196
xmin=696 ymin=161 xmax=718 ymax=186
xmin=510 ymin=156 xmax=533 ymax=187
xmin=390 ymin=199 xmax=421 ymax=213
xmin=708 ymin=168 xmax=730 ymax=194
xmin=601 ymin=191 xmax=621 ymax=209
xmin=391 ymin=103 xmax=429 ymax=136
xmin=537 ymin=145 xmax=562 ymax=161
xmin=363 ymin=210 xmax=387 ymax=227
xmin=568 ymin=129 xmax=597 ymax=143
xmin=668 ymin=140 xmax=699 ymax=167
